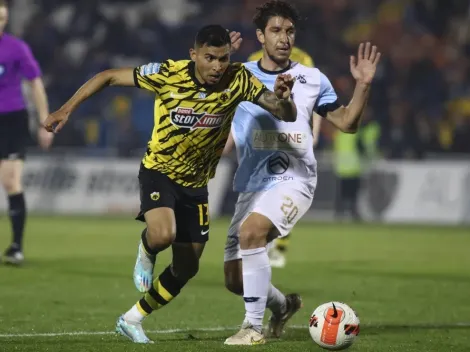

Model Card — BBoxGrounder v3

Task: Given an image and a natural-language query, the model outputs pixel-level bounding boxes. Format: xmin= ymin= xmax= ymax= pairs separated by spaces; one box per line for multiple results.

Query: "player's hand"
xmin=37 ymin=127 xmax=54 ymax=149
xmin=350 ymin=42 xmax=381 ymax=85
xmin=274 ymin=74 xmax=295 ymax=100
xmin=43 ymin=109 xmax=70 ymax=133
xmin=229 ymin=31 xmax=243 ymax=54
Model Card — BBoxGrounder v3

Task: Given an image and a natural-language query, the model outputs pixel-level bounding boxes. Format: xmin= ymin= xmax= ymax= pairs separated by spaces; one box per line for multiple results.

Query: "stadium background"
xmin=1 ymin=1 xmax=470 ymax=351
xmin=1 ymin=0 xmax=469 ymax=223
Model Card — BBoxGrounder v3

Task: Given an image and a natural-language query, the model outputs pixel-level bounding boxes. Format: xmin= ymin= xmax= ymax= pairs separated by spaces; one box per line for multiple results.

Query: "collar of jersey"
xmin=257 ymin=60 xmax=292 ymax=75
xmin=188 ymin=61 xmax=212 ymax=90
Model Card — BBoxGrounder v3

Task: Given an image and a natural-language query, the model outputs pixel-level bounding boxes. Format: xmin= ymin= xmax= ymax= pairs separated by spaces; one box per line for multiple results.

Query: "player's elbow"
xmin=340 ymin=117 xmax=359 ymax=133
xmin=329 ymin=113 xmax=357 ymax=133
xmin=340 ymin=124 xmax=358 ymax=134
xmin=88 ymin=70 xmax=119 ymax=87
xmin=98 ymin=70 xmax=118 ymax=86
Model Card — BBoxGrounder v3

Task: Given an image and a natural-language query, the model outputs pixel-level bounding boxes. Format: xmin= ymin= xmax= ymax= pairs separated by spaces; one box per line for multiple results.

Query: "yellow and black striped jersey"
xmin=134 ymin=59 xmax=267 ymax=188
xmin=248 ymin=47 xmax=314 ymax=67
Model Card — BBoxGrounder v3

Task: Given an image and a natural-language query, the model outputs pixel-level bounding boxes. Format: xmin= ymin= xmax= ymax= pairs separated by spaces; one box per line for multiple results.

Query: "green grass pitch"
xmin=0 ymin=216 xmax=469 ymax=351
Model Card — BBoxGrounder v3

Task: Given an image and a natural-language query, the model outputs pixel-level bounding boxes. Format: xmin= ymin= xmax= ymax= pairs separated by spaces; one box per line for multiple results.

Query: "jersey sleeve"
xmin=314 ymin=72 xmax=340 ymax=117
xmin=240 ymin=67 xmax=267 ymax=103
xmin=18 ymin=41 xmax=41 ymax=80
xmin=133 ymin=62 xmax=166 ymax=93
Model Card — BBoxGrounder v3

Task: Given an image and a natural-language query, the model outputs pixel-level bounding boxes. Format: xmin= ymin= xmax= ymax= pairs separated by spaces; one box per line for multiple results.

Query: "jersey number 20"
xmin=281 ymin=196 xmax=299 ymax=224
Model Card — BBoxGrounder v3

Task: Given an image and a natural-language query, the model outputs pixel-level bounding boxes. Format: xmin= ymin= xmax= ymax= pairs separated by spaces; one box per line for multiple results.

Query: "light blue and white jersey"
xmin=232 ymin=61 xmax=338 ymax=192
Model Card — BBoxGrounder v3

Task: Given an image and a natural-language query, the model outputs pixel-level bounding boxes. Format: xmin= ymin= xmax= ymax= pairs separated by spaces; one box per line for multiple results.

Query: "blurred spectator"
xmin=8 ymin=0 xmax=470 ymax=157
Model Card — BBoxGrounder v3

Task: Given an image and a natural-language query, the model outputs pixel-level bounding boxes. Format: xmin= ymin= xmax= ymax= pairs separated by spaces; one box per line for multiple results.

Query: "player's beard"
xmin=266 ymin=49 xmax=291 ymax=68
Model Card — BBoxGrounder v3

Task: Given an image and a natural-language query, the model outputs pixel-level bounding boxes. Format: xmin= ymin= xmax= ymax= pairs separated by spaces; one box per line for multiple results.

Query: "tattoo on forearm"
xmin=261 ymin=91 xmax=278 ymax=109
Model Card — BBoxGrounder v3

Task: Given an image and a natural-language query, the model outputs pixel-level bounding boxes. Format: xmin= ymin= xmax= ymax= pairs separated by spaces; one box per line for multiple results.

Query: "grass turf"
xmin=0 ymin=216 xmax=469 ymax=351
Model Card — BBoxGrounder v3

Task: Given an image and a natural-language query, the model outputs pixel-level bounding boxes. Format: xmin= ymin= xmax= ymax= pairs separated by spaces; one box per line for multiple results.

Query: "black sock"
xmin=141 ymin=228 xmax=160 ymax=256
xmin=8 ymin=193 xmax=26 ymax=250
xmin=139 ymin=265 xmax=186 ymax=314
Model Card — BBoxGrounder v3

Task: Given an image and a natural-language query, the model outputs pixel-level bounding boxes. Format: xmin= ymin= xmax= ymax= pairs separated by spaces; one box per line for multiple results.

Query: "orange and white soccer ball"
xmin=309 ymin=302 xmax=360 ymax=350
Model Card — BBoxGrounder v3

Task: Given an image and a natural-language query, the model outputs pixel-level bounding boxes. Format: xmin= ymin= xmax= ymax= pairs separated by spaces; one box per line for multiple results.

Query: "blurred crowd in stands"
xmin=8 ymin=0 xmax=470 ymax=157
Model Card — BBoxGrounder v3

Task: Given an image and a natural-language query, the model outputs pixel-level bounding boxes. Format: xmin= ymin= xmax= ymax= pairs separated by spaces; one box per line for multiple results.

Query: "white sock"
xmin=241 ymin=247 xmax=271 ymax=329
xmin=123 ymin=304 xmax=145 ymax=323
xmin=266 ymin=284 xmax=287 ymax=315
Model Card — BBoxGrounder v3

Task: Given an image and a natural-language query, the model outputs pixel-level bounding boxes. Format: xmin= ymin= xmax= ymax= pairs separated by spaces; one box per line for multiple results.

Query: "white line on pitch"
xmin=0 ymin=326 xmax=235 ymax=338
xmin=0 ymin=323 xmax=469 ymax=338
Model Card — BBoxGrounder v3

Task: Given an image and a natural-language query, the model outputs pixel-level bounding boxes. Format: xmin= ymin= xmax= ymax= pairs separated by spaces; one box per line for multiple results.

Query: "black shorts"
xmin=136 ymin=165 xmax=210 ymax=243
xmin=0 ymin=110 xmax=30 ymax=160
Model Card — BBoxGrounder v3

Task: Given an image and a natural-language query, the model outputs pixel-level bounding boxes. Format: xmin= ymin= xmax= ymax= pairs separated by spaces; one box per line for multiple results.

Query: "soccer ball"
xmin=308 ymin=302 xmax=360 ymax=350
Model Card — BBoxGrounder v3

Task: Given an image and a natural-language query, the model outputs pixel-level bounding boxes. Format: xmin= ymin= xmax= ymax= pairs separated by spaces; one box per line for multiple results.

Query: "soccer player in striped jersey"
xmin=44 ymin=24 xmax=297 ymax=344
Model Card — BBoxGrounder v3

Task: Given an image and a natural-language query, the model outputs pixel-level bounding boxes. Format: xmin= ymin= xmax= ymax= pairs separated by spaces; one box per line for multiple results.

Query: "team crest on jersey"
xmin=170 ymin=107 xmax=223 ymax=130
xmin=218 ymin=89 xmax=231 ymax=103
xmin=295 ymin=74 xmax=307 ymax=84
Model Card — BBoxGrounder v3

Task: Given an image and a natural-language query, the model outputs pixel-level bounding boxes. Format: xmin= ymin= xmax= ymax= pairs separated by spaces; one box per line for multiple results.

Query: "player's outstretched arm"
xmin=312 ymin=113 xmax=322 ymax=148
xmin=257 ymin=74 xmax=297 ymax=122
xmin=43 ymin=68 xmax=135 ymax=133
xmin=325 ymin=42 xmax=381 ymax=133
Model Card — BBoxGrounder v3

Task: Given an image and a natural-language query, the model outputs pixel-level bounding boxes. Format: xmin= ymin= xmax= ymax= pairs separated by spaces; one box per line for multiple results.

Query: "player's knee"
xmin=0 ymin=169 xmax=21 ymax=194
xmin=239 ymin=224 xmax=268 ymax=249
xmin=146 ymin=225 xmax=176 ymax=249
xmin=183 ymin=264 xmax=199 ymax=282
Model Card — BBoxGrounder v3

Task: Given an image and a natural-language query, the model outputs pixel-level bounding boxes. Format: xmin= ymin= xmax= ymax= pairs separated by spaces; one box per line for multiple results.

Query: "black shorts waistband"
xmin=0 ymin=109 xmax=28 ymax=119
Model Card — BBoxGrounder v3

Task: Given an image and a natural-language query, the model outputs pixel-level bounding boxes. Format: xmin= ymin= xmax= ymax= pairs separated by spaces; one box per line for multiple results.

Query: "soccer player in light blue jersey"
xmin=244 ymin=37 xmax=319 ymax=270
xmin=222 ymin=0 xmax=381 ymax=345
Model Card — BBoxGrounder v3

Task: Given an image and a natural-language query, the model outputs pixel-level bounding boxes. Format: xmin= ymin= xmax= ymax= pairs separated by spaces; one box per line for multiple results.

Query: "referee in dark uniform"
xmin=0 ymin=0 xmax=53 ymax=265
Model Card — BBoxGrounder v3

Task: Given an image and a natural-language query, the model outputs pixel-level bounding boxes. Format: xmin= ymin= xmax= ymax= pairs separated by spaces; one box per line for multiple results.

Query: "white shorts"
xmin=224 ymin=180 xmax=315 ymax=262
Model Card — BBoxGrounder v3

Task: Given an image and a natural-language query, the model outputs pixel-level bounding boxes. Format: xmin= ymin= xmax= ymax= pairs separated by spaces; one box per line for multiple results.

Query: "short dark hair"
xmin=0 ymin=0 xmax=7 ymax=7
xmin=253 ymin=0 xmax=300 ymax=32
xmin=195 ymin=25 xmax=231 ymax=48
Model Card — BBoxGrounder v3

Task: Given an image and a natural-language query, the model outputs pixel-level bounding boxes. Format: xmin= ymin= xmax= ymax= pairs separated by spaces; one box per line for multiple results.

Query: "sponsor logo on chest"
xmin=252 ymin=130 xmax=308 ymax=151
xmin=170 ymin=107 xmax=224 ymax=130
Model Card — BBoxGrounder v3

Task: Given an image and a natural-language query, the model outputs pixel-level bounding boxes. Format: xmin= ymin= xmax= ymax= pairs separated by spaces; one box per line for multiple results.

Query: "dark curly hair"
xmin=253 ymin=0 xmax=300 ymax=32
xmin=195 ymin=25 xmax=231 ymax=48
